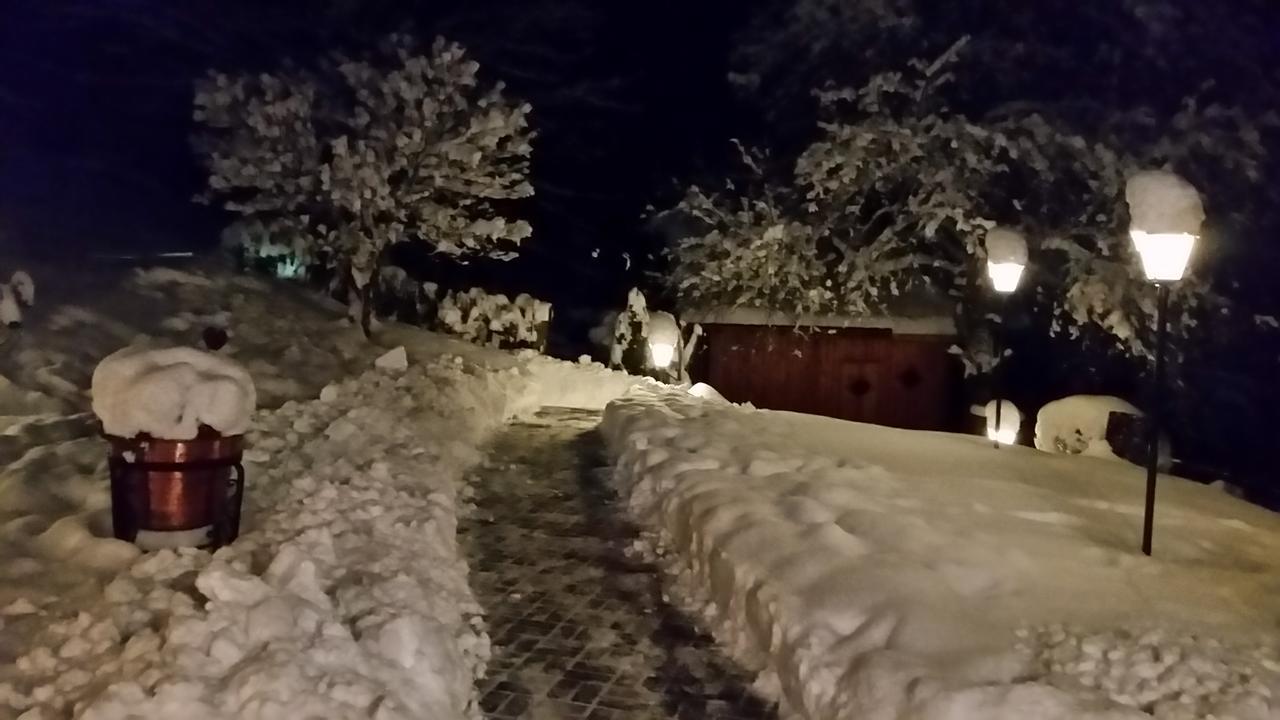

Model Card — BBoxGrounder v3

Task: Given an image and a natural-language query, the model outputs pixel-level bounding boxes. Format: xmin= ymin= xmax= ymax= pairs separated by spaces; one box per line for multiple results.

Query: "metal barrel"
xmin=106 ymin=429 xmax=245 ymax=549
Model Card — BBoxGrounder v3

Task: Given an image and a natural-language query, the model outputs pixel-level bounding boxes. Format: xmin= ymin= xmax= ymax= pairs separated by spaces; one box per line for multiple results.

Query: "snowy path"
xmin=461 ymin=408 xmax=775 ymax=720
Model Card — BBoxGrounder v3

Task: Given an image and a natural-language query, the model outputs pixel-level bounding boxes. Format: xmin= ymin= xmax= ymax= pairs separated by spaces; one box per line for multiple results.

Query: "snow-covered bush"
xmin=0 ymin=270 xmax=35 ymax=328
xmin=669 ymin=144 xmax=836 ymax=317
xmin=1034 ymin=395 xmax=1141 ymax=458
xmin=195 ymin=34 xmax=535 ymax=334
xmin=609 ymin=287 xmax=650 ymax=371
xmin=436 ymin=287 xmax=551 ymax=351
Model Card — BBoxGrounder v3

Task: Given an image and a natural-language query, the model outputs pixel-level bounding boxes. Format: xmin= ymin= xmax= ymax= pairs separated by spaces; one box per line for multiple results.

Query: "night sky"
xmin=0 ymin=0 xmax=750 ymax=306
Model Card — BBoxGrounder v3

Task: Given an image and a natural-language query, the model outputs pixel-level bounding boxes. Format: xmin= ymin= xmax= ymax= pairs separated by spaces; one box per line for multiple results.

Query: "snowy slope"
xmin=0 ymin=263 xmax=643 ymax=719
xmin=602 ymin=385 xmax=1280 ymax=720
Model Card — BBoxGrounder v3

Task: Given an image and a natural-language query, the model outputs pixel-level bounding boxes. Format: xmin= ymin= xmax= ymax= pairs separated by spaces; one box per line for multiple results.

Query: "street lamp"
xmin=985 ymin=227 xmax=1027 ymax=448
xmin=985 ymin=399 xmax=1021 ymax=445
xmin=647 ymin=311 xmax=680 ymax=380
xmin=1125 ymin=170 xmax=1204 ymax=556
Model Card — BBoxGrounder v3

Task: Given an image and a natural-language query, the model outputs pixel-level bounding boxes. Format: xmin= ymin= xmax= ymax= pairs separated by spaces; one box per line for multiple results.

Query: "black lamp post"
xmin=985 ymin=227 xmax=1027 ymax=447
xmin=1126 ymin=170 xmax=1203 ymax=556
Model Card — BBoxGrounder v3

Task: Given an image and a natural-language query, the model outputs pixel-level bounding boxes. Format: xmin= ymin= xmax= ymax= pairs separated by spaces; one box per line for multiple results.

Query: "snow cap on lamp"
xmin=985 ymin=227 xmax=1028 ymax=293
xmin=1125 ymin=170 xmax=1204 ymax=282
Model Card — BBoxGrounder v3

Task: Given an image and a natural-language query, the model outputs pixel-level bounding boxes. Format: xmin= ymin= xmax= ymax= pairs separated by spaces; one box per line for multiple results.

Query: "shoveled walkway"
xmin=460 ymin=408 xmax=775 ymax=720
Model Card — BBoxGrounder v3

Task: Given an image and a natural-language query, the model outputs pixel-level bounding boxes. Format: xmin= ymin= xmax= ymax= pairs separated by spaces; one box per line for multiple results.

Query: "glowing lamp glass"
xmin=1130 ymin=230 xmax=1195 ymax=282
xmin=987 ymin=262 xmax=1025 ymax=293
xmin=649 ymin=342 xmax=676 ymax=368
xmin=987 ymin=428 xmax=1017 ymax=445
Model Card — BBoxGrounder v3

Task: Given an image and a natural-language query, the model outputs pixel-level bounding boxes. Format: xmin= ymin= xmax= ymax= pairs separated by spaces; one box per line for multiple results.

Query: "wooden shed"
xmin=687 ymin=305 xmax=963 ymax=431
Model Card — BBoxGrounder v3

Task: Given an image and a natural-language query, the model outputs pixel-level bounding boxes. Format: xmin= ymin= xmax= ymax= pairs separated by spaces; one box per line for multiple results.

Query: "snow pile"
xmin=1 ymin=270 xmax=34 ymax=328
xmin=1 ymin=260 xmax=646 ymax=719
xmin=1034 ymin=395 xmax=1139 ymax=458
xmin=91 ymin=347 xmax=257 ymax=440
xmin=602 ymin=385 xmax=1280 ymax=720
xmin=4 ymin=343 xmax=641 ymax=719
xmin=1024 ymin=624 xmax=1280 ymax=718
xmin=436 ymin=288 xmax=552 ymax=350
xmin=1125 ymin=171 xmax=1205 ymax=236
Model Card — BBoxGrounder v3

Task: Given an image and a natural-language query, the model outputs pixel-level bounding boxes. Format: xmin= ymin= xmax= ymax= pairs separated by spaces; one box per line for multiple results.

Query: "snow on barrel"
xmin=92 ymin=346 xmax=256 ymax=440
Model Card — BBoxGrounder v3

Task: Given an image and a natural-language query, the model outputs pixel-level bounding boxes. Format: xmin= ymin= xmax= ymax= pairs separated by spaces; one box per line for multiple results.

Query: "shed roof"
xmin=682 ymin=289 xmax=957 ymax=336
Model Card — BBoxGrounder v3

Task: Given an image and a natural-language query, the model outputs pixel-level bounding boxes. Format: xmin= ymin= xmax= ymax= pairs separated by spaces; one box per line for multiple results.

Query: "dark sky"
xmin=0 ymin=0 xmax=748 ymax=306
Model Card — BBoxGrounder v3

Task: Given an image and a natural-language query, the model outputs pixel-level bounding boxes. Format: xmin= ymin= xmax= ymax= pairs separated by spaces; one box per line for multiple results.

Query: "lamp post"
xmin=1125 ymin=170 xmax=1204 ymax=556
xmin=985 ymin=227 xmax=1028 ymax=448
xmin=647 ymin=311 xmax=681 ymax=382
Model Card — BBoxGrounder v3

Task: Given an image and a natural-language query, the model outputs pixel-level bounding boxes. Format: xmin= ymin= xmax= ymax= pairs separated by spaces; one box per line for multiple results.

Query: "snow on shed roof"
xmin=683 ymin=306 xmax=955 ymax=335
xmin=684 ymin=289 xmax=957 ymax=336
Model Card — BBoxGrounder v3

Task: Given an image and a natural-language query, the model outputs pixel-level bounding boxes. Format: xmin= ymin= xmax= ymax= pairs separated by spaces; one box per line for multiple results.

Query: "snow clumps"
xmin=1 ymin=269 xmax=35 ymax=327
xmin=91 ymin=346 xmax=256 ymax=439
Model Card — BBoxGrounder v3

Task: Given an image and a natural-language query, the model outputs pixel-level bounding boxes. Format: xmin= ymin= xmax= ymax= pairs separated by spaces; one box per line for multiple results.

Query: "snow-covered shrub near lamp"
xmin=985 ymin=227 xmax=1027 ymax=293
xmin=1125 ymin=170 xmax=1204 ymax=282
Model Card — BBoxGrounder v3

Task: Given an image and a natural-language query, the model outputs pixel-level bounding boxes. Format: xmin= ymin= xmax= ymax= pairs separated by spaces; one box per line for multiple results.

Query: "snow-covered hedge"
xmin=436 ymin=288 xmax=551 ymax=351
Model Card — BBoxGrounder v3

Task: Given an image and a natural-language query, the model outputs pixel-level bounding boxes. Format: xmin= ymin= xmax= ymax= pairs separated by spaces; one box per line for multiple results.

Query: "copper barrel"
xmin=106 ymin=427 xmax=245 ymax=549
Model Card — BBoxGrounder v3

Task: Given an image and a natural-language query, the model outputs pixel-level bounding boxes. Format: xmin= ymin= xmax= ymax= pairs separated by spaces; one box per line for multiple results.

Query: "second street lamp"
xmin=1125 ymin=170 xmax=1204 ymax=556
xmin=985 ymin=227 xmax=1028 ymax=447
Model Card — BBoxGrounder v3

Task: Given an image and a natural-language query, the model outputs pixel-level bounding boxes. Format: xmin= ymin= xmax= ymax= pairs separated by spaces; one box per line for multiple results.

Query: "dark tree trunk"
xmin=360 ymin=281 xmax=374 ymax=339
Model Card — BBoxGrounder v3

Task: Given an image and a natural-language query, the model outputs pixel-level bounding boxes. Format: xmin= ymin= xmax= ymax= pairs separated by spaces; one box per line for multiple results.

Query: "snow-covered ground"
xmin=0 ymin=262 xmax=642 ymax=719
xmin=602 ymin=385 xmax=1280 ymax=720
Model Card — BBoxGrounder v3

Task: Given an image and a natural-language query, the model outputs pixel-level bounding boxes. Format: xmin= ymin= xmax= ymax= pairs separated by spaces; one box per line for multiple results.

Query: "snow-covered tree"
xmin=195 ymin=34 xmax=534 ymax=335
xmin=670 ymin=40 xmax=1268 ymax=362
xmin=669 ymin=144 xmax=836 ymax=317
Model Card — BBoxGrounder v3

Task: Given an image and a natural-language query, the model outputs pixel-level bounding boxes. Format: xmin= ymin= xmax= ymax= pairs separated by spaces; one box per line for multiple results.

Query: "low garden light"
xmin=647 ymin=311 xmax=680 ymax=372
xmin=1125 ymin=169 xmax=1204 ymax=556
xmin=985 ymin=399 xmax=1021 ymax=446
xmin=984 ymin=227 xmax=1027 ymax=448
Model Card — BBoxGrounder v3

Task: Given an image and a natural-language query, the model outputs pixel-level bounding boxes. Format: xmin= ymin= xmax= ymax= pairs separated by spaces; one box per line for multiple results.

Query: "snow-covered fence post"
xmin=1125 ymin=169 xmax=1204 ymax=557
xmin=678 ymin=322 xmax=703 ymax=384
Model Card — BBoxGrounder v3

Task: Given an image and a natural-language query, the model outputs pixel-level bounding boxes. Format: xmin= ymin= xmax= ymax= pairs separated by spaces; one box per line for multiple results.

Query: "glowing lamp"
xmin=1123 ymin=170 xmax=1204 ymax=556
xmin=1125 ymin=170 xmax=1203 ymax=283
xmin=985 ymin=399 xmax=1021 ymax=446
xmin=647 ymin=311 xmax=681 ymax=371
xmin=985 ymin=227 xmax=1028 ymax=294
xmin=986 ymin=262 xmax=1025 ymax=293
xmin=1129 ymin=231 xmax=1195 ymax=283
xmin=649 ymin=342 xmax=676 ymax=368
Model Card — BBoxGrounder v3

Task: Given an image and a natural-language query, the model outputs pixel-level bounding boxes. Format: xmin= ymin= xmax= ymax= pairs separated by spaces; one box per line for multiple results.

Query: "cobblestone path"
xmin=460 ymin=408 xmax=775 ymax=720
